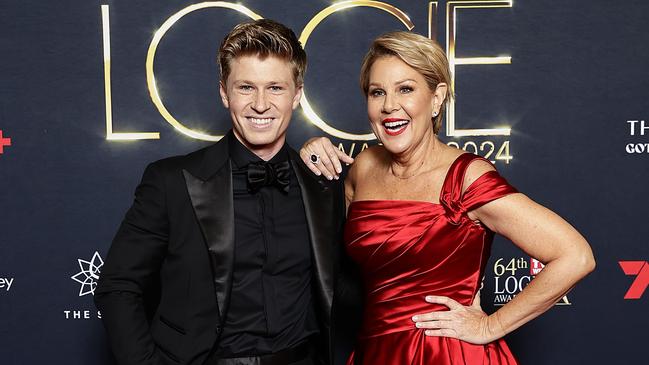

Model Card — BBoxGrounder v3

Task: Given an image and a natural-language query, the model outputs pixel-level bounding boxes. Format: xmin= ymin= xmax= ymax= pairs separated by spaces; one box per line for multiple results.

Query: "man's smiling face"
xmin=220 ymin=54 xmax=302 ymax=158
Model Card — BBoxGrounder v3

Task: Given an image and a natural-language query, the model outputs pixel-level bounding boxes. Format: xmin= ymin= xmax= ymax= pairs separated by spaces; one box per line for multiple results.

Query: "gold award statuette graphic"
xmin=101 ymin=1 xmax=514 ymax=164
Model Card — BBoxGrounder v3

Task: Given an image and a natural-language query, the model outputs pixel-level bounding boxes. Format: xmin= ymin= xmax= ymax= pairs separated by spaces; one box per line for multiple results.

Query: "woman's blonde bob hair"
xmin=359 ymin=31 xmax=453 ymax=134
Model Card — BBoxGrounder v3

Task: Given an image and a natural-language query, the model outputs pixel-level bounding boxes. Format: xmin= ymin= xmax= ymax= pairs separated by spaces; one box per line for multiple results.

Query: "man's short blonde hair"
xmin=359 ymin=31 xmax=453 ymax=134
xmin=218 ymin=19 xmax=307 ymax=86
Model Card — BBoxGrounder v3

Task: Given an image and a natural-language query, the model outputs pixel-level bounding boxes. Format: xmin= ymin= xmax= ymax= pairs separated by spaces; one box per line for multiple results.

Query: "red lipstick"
xmin=382 ymin=118 xmax=410 ymax=136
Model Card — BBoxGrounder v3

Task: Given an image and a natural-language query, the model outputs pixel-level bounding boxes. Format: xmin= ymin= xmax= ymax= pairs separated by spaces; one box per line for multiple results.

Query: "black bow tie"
xmin=246 ymin=160 xmax=291 ymax=193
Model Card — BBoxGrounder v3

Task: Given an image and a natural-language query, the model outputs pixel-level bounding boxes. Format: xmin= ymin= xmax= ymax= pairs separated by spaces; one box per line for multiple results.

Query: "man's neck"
xmin=232 ymin=131 xmax=285 ymax=162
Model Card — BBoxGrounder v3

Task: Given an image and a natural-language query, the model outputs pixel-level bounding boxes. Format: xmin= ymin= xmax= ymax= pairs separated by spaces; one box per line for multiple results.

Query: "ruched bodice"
xmin=345 ymin=153 xmax=519 ymax=364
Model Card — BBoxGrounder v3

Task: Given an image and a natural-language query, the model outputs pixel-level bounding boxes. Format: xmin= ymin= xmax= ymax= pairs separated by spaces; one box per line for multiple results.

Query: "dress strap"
xmin=439 ymin=153 xmax=517 ymax=224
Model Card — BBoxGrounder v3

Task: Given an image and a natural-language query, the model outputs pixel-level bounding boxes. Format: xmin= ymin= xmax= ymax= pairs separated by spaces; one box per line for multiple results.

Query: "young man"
xmin=95 ymin=19 xmax=357 ymax=365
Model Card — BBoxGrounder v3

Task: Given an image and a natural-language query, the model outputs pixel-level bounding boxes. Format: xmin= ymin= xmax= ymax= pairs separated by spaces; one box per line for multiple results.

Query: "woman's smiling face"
xmin=366 ymin=55 xmax=438 ymax=155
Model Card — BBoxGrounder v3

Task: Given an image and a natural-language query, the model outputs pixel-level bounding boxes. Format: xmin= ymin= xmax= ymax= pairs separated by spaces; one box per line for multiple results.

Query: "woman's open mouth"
xmin=382 ymin=118 xmax=410 ymax=136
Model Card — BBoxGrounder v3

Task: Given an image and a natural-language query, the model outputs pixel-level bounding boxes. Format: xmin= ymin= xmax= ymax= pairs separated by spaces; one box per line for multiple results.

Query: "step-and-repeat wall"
xmin=1 ymin=1 xmax=648 ymax=364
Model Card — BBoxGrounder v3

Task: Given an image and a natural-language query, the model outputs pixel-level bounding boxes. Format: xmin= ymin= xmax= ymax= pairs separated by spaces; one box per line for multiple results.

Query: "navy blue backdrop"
xmin=1 ymin=1 xmax=648 ymax=364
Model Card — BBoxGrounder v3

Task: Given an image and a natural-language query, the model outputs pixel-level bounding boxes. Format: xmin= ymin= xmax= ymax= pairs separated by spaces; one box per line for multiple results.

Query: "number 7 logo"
xmin=619 ymin=261 xmax=649 ymax=299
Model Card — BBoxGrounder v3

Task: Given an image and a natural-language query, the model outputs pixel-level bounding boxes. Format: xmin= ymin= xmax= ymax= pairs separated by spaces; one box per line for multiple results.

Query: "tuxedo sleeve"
xmin=95 ymin=161 xmax=169 ymax=365
xmin=331 ymin=178 xmax=364 ymax=365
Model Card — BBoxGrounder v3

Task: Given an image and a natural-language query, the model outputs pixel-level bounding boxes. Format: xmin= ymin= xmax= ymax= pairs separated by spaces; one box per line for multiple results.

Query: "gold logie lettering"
xmin=298 ymin=1 xmax=414 ymax=141
xmin=103 ymin=1 xmax=515 ymax=143
xmin=337 ymin=142 xmax=373 ymax=158
xmin=445 ymin=0 xmax=512 ymax=137
xmin=445 ymin=140 xmax=512 ymax=164
xmin=338 ymin=142 xmax=356 ymax=157
xmin=102 ymin=5 xmax=160 ymax=140
xmin=428 ymin=2 xmax=438 ymax=40
xmin=146 ymin=2 xmax=262 ymax=141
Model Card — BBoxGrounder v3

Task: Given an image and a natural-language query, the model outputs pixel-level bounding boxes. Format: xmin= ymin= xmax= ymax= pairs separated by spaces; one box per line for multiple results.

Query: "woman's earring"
xmin=432 ymin=111 xmax=439 ymax=117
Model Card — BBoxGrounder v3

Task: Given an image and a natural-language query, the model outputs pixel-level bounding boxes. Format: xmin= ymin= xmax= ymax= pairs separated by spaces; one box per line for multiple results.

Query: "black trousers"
xmin=213 ymin=356 xmax=316 ymax=365
xmin=209 ymin=341 xmax=319 ymax=365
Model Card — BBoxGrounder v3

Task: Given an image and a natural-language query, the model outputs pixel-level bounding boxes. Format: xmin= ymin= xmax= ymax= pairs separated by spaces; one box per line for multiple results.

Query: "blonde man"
xmin=96 ymin=19 xmax=353 ymax=365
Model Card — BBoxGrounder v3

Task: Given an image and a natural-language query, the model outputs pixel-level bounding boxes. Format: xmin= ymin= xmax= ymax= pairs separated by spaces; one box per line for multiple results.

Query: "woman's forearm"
xmin=487 ymin=251 xmax=595 ymax=339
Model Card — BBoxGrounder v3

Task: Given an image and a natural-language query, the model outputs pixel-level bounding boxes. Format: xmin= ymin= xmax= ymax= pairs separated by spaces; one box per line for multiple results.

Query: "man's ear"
xmin=219 ymin=80 xmax=230 ymax=109
xmin=292 ymin=84 xmax=303 ymax=110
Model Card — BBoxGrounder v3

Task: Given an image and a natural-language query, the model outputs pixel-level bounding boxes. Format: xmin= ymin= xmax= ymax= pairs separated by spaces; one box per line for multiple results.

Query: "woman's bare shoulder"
xmin=462 ymin=155 xmax=497 ymax=193
xmin=347 ymin=145 xmax=387 ymax=183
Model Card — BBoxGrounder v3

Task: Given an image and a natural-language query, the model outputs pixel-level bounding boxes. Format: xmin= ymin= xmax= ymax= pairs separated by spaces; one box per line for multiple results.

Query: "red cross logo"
xmin=0 ymin=130 xmax=11 ymax=154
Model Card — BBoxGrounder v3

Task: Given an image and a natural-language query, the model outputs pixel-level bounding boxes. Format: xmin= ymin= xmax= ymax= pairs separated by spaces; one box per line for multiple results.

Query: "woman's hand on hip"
xmin=411 ymin=294 xmax=504 ymax=345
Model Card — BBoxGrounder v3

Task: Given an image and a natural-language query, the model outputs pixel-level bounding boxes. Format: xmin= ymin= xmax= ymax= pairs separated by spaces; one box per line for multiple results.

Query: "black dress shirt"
xmin=216 ymin=132 xmax=319 ymax=357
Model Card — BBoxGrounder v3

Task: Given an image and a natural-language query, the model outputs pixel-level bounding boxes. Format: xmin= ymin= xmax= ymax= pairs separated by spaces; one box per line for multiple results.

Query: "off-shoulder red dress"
xmin=345 ymin=153 xmax=519 ymax=365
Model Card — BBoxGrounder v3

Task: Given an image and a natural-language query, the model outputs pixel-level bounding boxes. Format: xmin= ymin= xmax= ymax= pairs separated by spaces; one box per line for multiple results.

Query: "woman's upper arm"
xmin=473 ymin=193 xmax=592 ymax=265
xmin=343 ymin=147 xmax=378 ymax=211
xmin=461 ymin=160 xmax=592 ymax=264
xmin=344 ymin=163 xmax=356 ymax=212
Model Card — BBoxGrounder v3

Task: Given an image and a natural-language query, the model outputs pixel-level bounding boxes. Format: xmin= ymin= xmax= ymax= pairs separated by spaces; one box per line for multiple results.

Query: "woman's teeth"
xmin=382 ymin=119 xmax=409 ymax=136
xmin=384 ymin=120 xmax=409 ymax=130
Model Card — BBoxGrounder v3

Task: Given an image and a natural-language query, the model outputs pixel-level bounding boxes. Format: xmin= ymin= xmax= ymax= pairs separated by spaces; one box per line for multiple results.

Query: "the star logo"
xmin=71 ymin=252 xmax=104 ymax=296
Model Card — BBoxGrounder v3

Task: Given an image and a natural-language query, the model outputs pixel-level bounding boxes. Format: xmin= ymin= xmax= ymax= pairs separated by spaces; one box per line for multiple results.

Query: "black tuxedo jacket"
xmin=95 ymin=135 xmax=355 ymax=365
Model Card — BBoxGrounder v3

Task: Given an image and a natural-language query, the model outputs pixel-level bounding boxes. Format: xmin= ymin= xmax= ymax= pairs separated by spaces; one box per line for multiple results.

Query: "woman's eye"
xmin=270 ymin=86 xmax=283 ymax=92
xmin=400 ymin=86 xmax=413 ymax=93
xmin=370 ymin=89 xmax=385 ymax=97
xmin=239 ymin=85 xmax=253 ymax=91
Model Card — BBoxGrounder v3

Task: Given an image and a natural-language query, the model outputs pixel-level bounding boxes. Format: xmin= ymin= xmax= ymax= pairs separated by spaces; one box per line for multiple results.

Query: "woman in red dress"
xmin=301 ymin=31 xmax=595 ymax=364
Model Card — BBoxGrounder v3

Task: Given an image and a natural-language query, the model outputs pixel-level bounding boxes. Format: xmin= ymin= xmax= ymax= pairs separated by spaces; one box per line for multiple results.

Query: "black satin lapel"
xmin=291 ymin=160 xmax=335 ymax=320
xmin=183 ymin=165 xmax=234 ymax=321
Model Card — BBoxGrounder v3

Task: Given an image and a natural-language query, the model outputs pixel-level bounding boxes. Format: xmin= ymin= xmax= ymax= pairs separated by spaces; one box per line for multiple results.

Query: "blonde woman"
xmin=301 ymin=31 xmax=594 ymax=364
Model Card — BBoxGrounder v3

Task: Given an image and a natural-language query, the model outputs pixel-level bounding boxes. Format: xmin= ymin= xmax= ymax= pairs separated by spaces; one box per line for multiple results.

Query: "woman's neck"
xmin=389 ymin=131 xmax=442 ymax=179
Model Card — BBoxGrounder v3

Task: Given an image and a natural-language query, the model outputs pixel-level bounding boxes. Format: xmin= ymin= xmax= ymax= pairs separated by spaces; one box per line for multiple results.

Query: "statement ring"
xmin=310 ymin=153 xmax=320 ymax=165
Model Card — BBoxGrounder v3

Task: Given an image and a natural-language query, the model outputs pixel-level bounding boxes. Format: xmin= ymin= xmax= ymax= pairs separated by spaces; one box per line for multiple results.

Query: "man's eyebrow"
xmin=231 ymin=80 xmax=290 ymax=85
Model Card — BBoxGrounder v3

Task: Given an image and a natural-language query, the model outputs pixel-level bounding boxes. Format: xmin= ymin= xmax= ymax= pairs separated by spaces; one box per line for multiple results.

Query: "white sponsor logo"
xmin=71 ymin=251 xmax=104 ymax=296
xmin=626 ymin=120 xmax=649 ymax=154
xmin=63 ymin=310 xmax=102 ymax=319
xmin=0 ymin=277 xmax=14 ymax=291
xmin=627 ymin=120 xmax=649 ymax=135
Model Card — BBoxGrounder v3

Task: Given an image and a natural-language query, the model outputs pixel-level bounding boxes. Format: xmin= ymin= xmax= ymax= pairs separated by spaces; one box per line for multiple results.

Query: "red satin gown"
xmin=345 ymin=153 xmax=519 ymax=365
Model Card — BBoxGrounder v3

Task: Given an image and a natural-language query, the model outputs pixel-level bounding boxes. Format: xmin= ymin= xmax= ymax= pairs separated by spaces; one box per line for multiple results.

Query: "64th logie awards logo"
xmin=70 ymin=251 xmax=104 ymax=297
xmin=491 ymin=257 xmax=571 ymax=306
